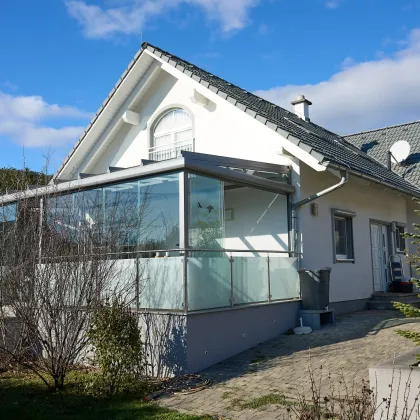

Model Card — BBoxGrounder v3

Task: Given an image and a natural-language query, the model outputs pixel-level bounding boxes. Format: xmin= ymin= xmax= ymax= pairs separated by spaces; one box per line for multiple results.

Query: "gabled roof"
xmin=55 ymin=42 xmax=420 ymax=198
xmin=345 ymin=121 xmax=420 ymax=187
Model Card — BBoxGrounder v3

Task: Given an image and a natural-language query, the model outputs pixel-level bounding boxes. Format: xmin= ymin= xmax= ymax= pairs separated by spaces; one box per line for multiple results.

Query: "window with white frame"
xmin=395 ymin=224 xmax=406 ymax=253
xmin=332 ymin=209 xmax=355 ymax=262
xmin=152 ymin=108 xmax=193 ymax=148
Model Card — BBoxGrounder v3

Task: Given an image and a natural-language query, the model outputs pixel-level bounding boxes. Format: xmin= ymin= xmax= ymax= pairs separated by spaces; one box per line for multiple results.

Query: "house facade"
xmin=1 ymin=43 xmax=419 ymax=374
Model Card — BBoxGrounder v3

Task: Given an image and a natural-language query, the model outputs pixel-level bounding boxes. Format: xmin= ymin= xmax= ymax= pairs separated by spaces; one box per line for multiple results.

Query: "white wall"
xmin=224 ymin=187 xmax=289 ymax=255
xmin=300 ymin=164 xmax=407 ymax=303
xmin=86 ymin=69 xmax=297 ymax=174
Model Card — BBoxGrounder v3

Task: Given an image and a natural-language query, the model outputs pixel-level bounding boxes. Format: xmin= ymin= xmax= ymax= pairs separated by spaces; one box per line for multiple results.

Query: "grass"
xmin=227 ymin=392 xmax=293 ymax=411
xmin=0 ymin=370 xmax=213 ymax=420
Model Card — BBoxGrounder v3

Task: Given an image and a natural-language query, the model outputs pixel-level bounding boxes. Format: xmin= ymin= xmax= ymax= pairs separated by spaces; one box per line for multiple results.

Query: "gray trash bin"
xmin=298 ymin=268 xmax=331 ymax=310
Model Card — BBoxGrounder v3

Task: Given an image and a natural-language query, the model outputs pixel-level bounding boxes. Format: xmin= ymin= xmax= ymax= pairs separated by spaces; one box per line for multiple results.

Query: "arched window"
xmin=153 ymin=108 xmax=193 ymax=148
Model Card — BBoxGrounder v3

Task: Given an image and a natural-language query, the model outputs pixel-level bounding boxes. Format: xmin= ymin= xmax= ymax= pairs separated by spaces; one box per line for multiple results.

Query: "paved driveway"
xmin=159 ymin=310 xmax=420 ymax=419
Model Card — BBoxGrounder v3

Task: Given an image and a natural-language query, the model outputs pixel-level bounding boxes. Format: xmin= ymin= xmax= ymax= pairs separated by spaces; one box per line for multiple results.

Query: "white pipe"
xmin=291 ymin=170 xmax=349 ymax=256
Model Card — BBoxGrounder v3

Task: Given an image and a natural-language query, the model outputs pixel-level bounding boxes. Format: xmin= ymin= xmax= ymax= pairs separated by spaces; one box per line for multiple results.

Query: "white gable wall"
xmin=82 ymin=62 xmax=325 ymax=180
xmin=300 ymin=163 xmax=408 ymax=305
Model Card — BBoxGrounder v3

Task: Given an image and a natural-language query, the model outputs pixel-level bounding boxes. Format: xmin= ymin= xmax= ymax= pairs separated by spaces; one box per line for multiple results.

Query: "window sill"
xmin=335 ymin=258 xmax=355 ymax=263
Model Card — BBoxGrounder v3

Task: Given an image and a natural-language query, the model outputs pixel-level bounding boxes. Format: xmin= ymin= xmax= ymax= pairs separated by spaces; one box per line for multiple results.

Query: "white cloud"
xmin=0 ymin=91 xmax=91 ymax=147
xmin=254 ymin=28 xmax=420 ymax=134
xmin=65 ymin=0 xmax=260 ymax=39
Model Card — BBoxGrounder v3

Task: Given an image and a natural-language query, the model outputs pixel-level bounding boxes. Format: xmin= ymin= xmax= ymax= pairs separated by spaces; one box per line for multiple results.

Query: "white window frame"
xmin=152 ymin=109 xmax=193 ymax=148
xmin=331 ymin=208 xmax=356 ymax=263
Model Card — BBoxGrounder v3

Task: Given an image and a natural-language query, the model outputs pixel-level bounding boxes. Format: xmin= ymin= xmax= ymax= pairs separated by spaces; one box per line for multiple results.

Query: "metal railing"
xmin=148 ymin=139 xmax=194 ymax=162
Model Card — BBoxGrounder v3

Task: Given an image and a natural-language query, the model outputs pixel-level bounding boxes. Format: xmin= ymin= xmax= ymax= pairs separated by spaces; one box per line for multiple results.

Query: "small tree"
xmin=393 ymin=200 xmax=420 ymax=346
xmin=87 ymin=298 xmax=144 ymax=395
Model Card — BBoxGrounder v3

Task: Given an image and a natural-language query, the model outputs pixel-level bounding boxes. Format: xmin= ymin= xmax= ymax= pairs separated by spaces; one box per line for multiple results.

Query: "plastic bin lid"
xmin=298 ymin=267 xmax=332 ymax=273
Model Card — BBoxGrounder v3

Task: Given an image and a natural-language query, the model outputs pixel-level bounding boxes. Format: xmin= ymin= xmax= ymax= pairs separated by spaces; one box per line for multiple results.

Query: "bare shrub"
xmin=0 ymin=168 xmax=153 ymax=389
xmin=282 ymin=360 xmax=420 ymax=419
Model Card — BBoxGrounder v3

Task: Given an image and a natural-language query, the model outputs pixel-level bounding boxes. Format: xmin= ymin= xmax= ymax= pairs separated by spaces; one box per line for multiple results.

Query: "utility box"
xmin=298 ymin=268 xmax=331 ymax=310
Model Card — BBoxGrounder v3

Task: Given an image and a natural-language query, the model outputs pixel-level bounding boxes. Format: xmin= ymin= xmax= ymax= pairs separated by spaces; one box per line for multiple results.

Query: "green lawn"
xmin=0 ymin=371 xmax=212 ymax=420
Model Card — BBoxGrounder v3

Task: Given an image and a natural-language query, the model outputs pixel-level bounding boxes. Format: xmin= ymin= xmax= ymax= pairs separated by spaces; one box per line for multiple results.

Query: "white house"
xmin=1 ymin=42 xmax=419 ymax=374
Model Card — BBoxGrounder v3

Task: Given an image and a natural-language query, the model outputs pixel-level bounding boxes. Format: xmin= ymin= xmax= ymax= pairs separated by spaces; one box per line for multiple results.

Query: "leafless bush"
xmin=0 ymin=167 xmax=161 ymax=389
xmin=282 ymin=362 xmax=420 ymax=419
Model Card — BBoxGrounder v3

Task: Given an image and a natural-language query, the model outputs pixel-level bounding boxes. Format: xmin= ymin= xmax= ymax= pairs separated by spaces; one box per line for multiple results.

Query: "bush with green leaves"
xmin=393 ymin=208 xmax=420 ymax=347
xmin=87 ymin=299 xmax=145 ymax=395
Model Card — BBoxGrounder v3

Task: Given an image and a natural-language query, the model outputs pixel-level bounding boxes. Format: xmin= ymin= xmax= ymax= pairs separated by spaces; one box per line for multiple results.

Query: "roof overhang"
xmin=326 ymin=162 xmax=420 ymax=199
xmin=1 ymin=152 xmax=294 ymax=206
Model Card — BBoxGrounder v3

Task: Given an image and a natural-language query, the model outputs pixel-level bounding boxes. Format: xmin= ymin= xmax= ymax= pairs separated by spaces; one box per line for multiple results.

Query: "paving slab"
xmin=159 ymin=310 xmax=420 ymax=419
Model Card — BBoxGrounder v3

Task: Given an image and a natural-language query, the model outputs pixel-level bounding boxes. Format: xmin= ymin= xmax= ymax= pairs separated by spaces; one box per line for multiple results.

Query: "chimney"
xmin=291 ymin=95 xmax=312 ymax=121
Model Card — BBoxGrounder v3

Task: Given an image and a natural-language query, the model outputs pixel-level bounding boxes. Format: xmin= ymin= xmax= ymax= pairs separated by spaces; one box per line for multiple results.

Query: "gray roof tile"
xmin=143 ymin=42 xmax=420 ymax=197
xmin=56 ymin=41 xmax=420 ymax=198
xmin=345 ymin=122 xmax=420 ymax=188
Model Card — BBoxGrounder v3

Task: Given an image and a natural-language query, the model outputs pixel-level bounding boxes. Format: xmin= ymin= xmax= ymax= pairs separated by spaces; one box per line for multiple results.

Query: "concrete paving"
xmin=159 ymin=310 xmax=420 ymax=419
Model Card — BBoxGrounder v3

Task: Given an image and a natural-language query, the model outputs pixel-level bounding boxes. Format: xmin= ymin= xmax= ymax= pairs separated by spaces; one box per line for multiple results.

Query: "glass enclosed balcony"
xmin=0 ymin=152 xmax=300 ymax=313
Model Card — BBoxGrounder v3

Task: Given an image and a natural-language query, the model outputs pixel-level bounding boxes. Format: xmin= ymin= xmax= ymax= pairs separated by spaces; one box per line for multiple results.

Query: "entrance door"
xmin=370 ymin=223 xmax=390 ymax=292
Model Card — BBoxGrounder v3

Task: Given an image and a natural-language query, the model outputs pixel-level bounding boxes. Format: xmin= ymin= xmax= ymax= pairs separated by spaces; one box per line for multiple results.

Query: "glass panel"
xmin=1 ymin=203 xmax=16 ymax=223
xmin=175 ymin=129 xmax=193 ymax=143
xmin=232 ymin=252 xmax=268 ymax=305
xmin=269 ymin=256 xmax=300 ymax=300
xmin=154 ymin=134 xmax=172 ymax=148
xmin=43 ymin=172 xmax=180 ymax=256
xmin=224 ymin=188 xmax=289 ymax=253
xmin=104 ymin=182 xmax=139 ymax=251
xmin=187 ymin=251 xmax=230 ymax=310
xmin=45 ymin=194 xmax=76 ymax=242
xmin=334 ymin=217 xmax=347 ymax=256
xmin=154 ymin=109 xmax=191 ymax=134
xmin=188 ymin=174 xmax=224 ymax=250
xmin=139 ymin=256 xmax=184 ymax=310
xmin=0 ymin=203 xmax=17 ymax=257
xmin=81 ymin=189 xmax=104 ymax=248
xmin=139 ymin=173 xmax=180 ymax=251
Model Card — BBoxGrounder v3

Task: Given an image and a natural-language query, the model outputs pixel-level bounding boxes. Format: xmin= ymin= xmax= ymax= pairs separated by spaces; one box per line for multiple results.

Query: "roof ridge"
xmin=141 ymin=42 xmax=420 ymax=196
xmin=56 ymin=41 xmax=420 ymax=197
xmin=345 ymin=120 xmax=420 ymax=137
xmin=142 ymin=42 xmax=300 ymax=118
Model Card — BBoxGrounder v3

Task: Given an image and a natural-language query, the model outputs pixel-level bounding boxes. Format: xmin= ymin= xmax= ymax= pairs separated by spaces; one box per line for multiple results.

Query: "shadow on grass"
xmin=0 ymin=373 xmax=209 ymax=420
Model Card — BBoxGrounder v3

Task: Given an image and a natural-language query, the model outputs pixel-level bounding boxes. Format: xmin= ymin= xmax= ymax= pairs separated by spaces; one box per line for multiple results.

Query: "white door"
xmin=370 ymin=223 xmax=389 ymax=292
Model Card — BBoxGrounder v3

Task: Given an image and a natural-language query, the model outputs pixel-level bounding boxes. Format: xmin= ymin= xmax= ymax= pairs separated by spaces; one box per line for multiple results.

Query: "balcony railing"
xmin=149 ymin=139 xmax=194 ymax=162
xmin=63 ymin=248 xmax=299 ymax=313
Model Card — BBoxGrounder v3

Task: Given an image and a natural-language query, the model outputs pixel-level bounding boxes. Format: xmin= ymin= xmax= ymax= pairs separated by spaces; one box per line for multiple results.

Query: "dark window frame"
xmin=331 ymin=208 xmax=356 ymax=263
xmin=394 ymin=222 xmax=407 ymax=254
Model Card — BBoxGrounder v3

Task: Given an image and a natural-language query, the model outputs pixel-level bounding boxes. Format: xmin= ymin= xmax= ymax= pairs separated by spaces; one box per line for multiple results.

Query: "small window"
xmin=332 ymin=209 xmax=355 ymax=262
xmin=395 ymin=224 xmax=406 ymax=253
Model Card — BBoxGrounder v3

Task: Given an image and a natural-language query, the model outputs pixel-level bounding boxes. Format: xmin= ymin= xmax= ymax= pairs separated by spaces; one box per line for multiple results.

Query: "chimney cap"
xmin=291 ymin=95 xmax=312 ymax=106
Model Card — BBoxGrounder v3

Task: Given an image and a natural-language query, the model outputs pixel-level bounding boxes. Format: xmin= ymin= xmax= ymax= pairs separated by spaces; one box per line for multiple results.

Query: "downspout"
xmin=291 ymin=170 xmax=349 ymax=257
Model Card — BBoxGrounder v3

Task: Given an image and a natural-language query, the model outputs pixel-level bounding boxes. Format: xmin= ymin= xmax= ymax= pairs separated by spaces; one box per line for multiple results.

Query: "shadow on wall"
xmin=198 ymin=311 xmax=420 ymax=385
xmin=139 ymin=312 xmax=187 ymax=378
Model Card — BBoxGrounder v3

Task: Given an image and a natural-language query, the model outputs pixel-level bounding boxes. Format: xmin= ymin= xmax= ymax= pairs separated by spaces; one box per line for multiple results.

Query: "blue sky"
xmin=1 ymin=0 xmax=420 ymax=172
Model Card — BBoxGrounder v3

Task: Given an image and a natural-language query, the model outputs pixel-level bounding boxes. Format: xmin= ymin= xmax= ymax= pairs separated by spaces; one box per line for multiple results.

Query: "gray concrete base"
xmin=138 ymin=312 xmax=187 ymax=378
xmin=329 ymin=298 xmax=368 ymax=314
xmin=369 ymin=347 xmax=420 ymax=420
xmin=138 ymin=300 xmax=301 ymax=376
xmin=187 ymin=300 xmax=301 ymax=373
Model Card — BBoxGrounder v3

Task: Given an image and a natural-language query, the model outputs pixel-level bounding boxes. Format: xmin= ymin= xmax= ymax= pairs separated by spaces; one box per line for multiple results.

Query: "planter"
xmin=369 ymin=348 xmax=420 ymax=419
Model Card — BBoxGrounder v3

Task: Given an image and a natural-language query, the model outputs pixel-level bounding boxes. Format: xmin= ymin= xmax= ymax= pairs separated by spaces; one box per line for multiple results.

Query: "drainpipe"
xmin=291 ymin=170 xmax=349 ymax=257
